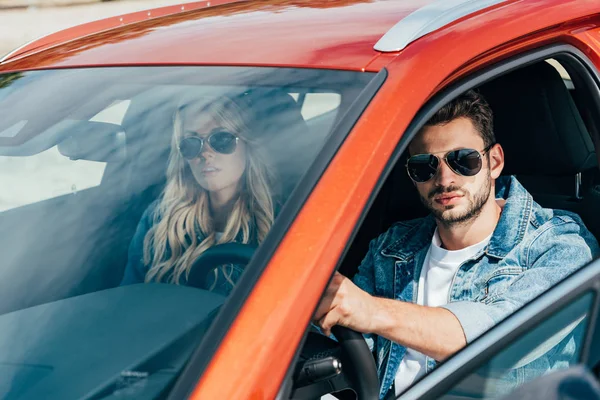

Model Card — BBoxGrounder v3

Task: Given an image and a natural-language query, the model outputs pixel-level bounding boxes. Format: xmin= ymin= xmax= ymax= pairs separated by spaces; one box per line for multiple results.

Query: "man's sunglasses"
xmin=406 ymin=143 xmax=495 ymax=183
xmin=178 ymin=131 xmax=239 ymax=160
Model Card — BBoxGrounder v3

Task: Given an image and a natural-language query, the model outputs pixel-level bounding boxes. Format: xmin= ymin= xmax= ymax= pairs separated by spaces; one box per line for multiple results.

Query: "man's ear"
xmin=489 ymin=143 xmax=504 ymax=179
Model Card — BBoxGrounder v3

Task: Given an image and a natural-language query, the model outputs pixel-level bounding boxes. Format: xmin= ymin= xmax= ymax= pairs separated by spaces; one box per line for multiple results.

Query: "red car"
xmin=1 ymin=0 xmax=600 ymax=399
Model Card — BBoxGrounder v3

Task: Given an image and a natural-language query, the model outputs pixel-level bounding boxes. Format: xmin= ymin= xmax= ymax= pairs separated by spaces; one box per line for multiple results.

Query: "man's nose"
xmin=433 ymin=159 xmax=457 ymax=187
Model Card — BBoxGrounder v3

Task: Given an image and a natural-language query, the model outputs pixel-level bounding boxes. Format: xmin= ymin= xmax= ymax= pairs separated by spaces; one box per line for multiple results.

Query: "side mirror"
xmin=58 ymin=121 xmax=126 ymax=162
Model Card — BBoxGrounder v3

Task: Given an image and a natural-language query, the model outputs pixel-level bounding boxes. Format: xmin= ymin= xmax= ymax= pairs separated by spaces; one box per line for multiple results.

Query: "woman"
xmin=121 ymin=92 xmax=277 ymax=295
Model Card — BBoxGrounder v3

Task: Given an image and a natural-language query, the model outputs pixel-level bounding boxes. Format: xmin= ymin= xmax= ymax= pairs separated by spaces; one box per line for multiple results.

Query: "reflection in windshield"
xmin=0 ymin=72 xmax=24 ymax=89
xmin=0 ymin=66 xmax=374 ymax=399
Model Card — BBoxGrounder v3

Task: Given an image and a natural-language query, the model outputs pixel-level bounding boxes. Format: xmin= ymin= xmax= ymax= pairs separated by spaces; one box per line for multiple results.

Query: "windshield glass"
xmin=0 ymin=66 xmax=374 ymax=399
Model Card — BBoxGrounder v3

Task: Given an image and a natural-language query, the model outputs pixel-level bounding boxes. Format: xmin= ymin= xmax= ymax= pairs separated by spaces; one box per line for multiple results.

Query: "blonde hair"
xmin=143 ymin=95 xmax=275 ymax=286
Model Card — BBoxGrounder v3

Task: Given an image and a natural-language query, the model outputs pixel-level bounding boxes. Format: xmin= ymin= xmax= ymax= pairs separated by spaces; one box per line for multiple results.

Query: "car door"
xmin=397 ymin=256 xmax=600 ymax=400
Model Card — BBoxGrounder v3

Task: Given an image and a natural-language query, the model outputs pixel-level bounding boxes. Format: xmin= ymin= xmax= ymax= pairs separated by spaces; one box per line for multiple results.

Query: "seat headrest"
xmin=228 ymin=87 xmax=312 ymax=201
xmin=477 ymin=61 xmax=597 ymax=176
xmin=227 ymin=87 xmax=308 ymax=141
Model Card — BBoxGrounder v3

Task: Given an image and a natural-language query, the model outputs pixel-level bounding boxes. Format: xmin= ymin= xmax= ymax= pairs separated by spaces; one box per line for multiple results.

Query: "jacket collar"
xmin=485 ymin=175 xmax=533 ymax=259
xmin=381 ymin=176 xmax=533 ymax=261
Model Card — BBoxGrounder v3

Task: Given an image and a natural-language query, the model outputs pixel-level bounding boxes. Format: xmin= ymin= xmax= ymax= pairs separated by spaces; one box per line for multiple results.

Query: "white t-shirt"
xmin=395 ymin=229 xmax=492 ymax=395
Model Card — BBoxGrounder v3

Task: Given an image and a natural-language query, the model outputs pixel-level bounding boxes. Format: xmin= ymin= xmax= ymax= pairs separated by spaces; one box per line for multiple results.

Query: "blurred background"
xmin=0 ymin=0 xmax=176 ymax=56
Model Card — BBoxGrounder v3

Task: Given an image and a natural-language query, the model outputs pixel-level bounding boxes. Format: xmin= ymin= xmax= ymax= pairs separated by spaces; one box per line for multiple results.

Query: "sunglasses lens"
xmin=447 ymin=149 xmax=482 ymax=176
xmin=407 ymin=154 xmax=439 ymax=183
xmin=179 ymin=137 xmax=203 ymax=160
xmin=209 ymin=131 xmax=238 ymax=154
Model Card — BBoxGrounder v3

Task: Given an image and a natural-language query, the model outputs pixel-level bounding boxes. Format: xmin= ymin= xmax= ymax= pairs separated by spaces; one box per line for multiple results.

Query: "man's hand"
xmin=313 ymin=272 xmax=375 ymax=336
xmin=313 ymin=272 xmax=466 ymax=361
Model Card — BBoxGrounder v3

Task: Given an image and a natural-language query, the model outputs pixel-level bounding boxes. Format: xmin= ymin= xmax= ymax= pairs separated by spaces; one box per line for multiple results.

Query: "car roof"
xmin=0 ymin=0 xmax=437 ymax=72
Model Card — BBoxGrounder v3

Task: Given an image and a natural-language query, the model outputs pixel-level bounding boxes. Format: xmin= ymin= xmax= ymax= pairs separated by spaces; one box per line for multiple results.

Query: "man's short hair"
xmin=423 ymin=90 xmax=495 ymax=147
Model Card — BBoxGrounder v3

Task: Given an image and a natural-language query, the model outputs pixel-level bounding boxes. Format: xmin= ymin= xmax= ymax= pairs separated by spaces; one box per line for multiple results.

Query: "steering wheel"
xmin=186 ymin=242 xmax=256 ymax=288
xmin=291 ymin=326 xmax=379 ymax=399
xmin=186 ymin=243 xmax=379 ymax=399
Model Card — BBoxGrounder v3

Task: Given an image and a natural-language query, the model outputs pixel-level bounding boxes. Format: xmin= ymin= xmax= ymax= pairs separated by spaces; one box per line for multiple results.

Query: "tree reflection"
xmin=0 ymin=73 xmax=24 ymax=90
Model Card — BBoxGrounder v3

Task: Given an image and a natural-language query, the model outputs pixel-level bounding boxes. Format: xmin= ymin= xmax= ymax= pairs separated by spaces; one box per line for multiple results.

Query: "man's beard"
xmin=419 ymin=174 xmax=492 ymax=227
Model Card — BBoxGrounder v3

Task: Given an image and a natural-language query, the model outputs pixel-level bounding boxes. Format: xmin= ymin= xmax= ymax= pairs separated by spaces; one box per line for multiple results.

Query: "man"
xmin=314 ymin=90 xmax=600 ymax=399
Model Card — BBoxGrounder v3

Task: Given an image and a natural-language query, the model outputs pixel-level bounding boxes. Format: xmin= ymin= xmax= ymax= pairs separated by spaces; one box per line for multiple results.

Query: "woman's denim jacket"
xmin=120 ymin=200 xmax=248 ymax=296
xmin=353 ymin=176 xmax=600 ymax=399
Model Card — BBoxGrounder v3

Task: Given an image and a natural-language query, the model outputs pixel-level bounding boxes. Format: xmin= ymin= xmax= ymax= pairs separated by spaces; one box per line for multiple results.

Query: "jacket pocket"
xmin=480 ymin=266 xmax=525 ymax=304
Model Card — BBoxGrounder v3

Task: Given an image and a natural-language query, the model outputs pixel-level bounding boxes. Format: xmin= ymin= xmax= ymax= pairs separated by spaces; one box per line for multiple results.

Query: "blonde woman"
xmin=121 ymin=93 xmax=278 ymax=295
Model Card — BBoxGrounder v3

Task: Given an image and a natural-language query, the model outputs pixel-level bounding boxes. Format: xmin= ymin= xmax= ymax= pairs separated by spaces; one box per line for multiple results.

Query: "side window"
xmin=0 ymin=100 xmax=131 ymax=212
xmin=299 ymin=92 xmax=341 ymax=120
xmin=440 ymin=292 xmax=593 ymax=399
xmin=0 ymin=147 xmax=107 ymax=212
xmin=90 ymin=99 xmax=131 ymax=125
xmin=288 ymin=91 xmax=342 ymax=136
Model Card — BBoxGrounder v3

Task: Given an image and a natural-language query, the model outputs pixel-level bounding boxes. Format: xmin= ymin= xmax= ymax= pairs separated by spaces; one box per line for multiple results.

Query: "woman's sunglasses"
xmin=406 ymin=143 xmax=495 ymax=183
xmin=178 ymin=130 xmax=239 ymax=160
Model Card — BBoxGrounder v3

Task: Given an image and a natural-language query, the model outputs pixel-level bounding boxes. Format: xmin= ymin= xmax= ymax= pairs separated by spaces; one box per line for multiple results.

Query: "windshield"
xmin=0 ymin=66 xmax=374 ymax=399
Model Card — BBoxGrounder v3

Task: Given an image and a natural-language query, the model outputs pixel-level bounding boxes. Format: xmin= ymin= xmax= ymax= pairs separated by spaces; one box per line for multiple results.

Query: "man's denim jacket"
xmin=353 ymin=176 xmax=600 ymax=399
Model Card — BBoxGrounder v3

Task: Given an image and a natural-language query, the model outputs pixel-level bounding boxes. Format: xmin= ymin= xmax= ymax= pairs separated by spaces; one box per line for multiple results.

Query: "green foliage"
xmin=0 ymin=73 xmax=24 ymax=89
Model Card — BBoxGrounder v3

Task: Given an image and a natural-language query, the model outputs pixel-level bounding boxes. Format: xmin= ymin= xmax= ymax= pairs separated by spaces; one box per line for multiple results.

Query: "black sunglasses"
xmin=178 ymin=130 xmax=239 ymax=160
xmin=406 ymin=143 xmax=495 ymax=183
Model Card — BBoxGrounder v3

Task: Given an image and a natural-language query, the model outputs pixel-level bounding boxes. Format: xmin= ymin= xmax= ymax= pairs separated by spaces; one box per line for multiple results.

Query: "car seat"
xmin=477 ymin=61 xmax=599 ymax=238
xmin=228 ymin=87 xmax=311 ymax=204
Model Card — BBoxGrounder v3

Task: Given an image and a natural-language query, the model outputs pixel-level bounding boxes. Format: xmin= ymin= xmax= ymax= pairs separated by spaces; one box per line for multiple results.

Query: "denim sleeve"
xmin=443 ymin=218 xmax=600 ymax=343
xmin=353 ymin=237 xmax=378 ymax=296
xmin=120 ymin=205 xmax=156 ymax=285
xmin=352 ymin=237 xmax=380 ymax=352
